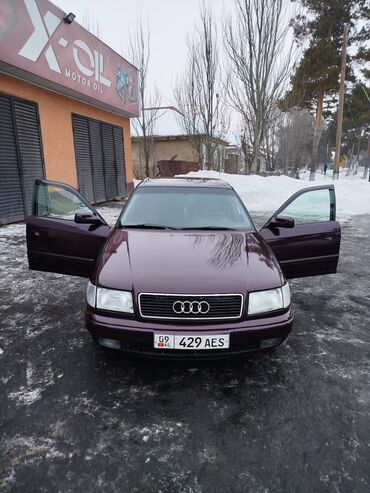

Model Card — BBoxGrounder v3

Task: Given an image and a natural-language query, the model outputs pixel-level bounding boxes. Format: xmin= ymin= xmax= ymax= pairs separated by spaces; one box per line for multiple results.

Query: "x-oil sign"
xmin=0 ymin=0 xmax=139 ymax=117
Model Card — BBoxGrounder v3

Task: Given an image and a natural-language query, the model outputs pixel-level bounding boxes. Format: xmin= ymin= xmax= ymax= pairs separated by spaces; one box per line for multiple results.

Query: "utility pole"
xmin=333 ymin=24 xmax=349 ymax=180
xmin=364 ymin=133 xmax=370 ymax=181
xmin=359 ymin=86 xmax=370 ymax=181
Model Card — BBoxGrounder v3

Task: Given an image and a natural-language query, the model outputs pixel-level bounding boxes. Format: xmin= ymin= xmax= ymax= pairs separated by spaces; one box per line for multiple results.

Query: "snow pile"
xmin=96 ymin=206 xmax=121 ymax=226
xmin=177 ymin=170 xmax=370 ymax=220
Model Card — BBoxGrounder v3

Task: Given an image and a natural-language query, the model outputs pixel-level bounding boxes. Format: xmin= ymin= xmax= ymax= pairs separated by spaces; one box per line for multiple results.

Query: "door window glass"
xmin=279 ymin=189 xmax=330 ymax=224
xmin=36 ymin=183 xmax=91 ymax=220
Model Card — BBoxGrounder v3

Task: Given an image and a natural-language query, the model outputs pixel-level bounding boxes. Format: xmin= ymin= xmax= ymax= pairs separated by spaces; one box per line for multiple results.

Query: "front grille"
xmin=138 ymin=293 xmax=244 ymax=320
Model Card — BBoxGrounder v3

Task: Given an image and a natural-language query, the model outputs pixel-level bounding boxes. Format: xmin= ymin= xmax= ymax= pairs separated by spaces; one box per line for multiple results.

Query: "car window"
xmin=279 ymin=189 xmax=331 ymax=224
xmin=119 ymin=186 xmax=254 ymax=230
xmin=36 ymin=182 xmax=91 ymax=220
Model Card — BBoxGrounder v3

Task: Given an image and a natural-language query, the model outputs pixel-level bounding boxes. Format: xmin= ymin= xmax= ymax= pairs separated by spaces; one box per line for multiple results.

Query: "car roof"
xmin=137 ymin=177 xmax=232 ymax=189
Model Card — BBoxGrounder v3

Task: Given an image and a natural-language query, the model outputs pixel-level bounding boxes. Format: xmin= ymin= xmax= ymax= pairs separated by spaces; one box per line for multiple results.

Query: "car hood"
xmin=95 ymin=229 xmax=284 ymax=294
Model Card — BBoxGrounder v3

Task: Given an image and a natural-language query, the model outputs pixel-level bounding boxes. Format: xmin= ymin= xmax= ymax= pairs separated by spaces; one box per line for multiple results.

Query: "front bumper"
xmin=85 ymin=308 xmax=294 ymax=359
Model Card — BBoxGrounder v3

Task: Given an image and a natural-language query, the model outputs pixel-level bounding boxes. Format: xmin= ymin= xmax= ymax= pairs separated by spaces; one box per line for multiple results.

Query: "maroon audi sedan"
xmin=26 ymin=178 xmax=341 ymax=358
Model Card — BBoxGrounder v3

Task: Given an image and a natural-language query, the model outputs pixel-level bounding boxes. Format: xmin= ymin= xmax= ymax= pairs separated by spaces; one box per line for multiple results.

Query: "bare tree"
xmin=174 ymin=52 xmax=203 ymax=163
xmin=127 ymin=20 xmax=160 ymax=178
xmin=174 ymin=3 xmax=229 ymax=170
xmin=276 ymin=109 xmax=314 ymax=176
xmin=224 ymin=0 xmax=295 ymax=174
xmin=263 ymin=111 xmax=280 ymax=172
xmin=83 ymin=8 xmax=102 ymax=38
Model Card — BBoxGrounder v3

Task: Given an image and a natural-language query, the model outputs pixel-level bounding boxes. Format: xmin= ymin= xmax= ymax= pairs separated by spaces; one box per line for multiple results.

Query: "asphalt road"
xmin=0 ymin=210 xmax=369 ymax=493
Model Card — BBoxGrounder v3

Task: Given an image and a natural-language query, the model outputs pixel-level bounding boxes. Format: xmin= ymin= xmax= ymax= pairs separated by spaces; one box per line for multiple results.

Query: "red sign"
xmin=0 ymin=0 xmax=139 ymax=117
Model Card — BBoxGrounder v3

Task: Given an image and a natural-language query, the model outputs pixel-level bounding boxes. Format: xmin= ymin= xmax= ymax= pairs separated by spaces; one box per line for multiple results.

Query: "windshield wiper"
xmin=121 ymin=223 xmax=178 ymax=230
xmin=180 ymin=226 xmax=235 ymax=231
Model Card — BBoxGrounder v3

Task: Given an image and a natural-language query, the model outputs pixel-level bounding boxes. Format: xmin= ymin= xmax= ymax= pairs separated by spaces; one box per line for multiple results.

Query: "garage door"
xmin=0 ymin=94 xmax=45 ymax=225
xmin=72 ymin=114 xmax=126 ymax=204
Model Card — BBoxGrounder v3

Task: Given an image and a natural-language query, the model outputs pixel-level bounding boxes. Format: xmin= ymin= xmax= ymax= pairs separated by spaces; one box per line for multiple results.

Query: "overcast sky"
xmin=52 ymin=0 xmax=298 ymax=139
xmin=53 ymin=0 xmax=226 ymax=105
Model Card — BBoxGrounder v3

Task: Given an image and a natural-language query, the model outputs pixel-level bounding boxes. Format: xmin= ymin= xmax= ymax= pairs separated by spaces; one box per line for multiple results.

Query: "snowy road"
xmin=0 ymin=210 xmax=370 ymax=492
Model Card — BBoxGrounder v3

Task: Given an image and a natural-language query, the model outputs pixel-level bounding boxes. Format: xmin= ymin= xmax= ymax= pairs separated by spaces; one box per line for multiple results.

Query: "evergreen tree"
xmin=329 ymin=84 xmax=370 ymax=161
xmin=282 ymin=0 xmax=368 ymax=180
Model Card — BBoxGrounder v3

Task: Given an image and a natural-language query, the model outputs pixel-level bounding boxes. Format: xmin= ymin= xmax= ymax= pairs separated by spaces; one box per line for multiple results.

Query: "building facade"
xmin=132 ymin=135 xmax=228 ymax=178
xmin=0 ymin=0 xmax=139 ymax=225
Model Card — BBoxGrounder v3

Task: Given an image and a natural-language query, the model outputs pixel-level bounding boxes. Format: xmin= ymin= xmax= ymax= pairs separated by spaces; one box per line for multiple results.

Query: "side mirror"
xmin=75 ymin=211 xmax=103 ymax=226
xmin=268 ymin=215 xmax=295 ymax=229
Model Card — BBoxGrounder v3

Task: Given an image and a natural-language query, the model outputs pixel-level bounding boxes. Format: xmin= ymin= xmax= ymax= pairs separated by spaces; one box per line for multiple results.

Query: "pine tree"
xmin=329 ymin=84 xmax=370 ymax=167
xmin=282 ymin=0 xmax=368 ymax=180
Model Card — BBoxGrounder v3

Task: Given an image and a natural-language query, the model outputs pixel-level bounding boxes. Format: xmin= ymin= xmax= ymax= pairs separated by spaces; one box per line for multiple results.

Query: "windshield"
xmin=118 ymin=186 xmax=254 ymax=231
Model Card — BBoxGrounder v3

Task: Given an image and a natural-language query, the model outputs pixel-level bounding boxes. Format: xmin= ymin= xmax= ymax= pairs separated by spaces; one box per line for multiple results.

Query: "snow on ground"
xmin=177 ymin=169 xmax=370 ymax=221
xmin=95 ymin=206 xmax=122 ymax=226
xmin=0 ymin=223 xmax=27 ymax=237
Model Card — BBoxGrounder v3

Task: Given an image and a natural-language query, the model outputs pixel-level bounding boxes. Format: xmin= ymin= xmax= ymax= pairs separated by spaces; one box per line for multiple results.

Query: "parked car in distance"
xmin=26 ymin=178 xmax=341 ymax=359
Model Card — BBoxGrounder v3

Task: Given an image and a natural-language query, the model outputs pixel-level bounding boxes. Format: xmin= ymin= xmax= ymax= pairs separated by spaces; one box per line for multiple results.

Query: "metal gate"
xmin=72 ymin=114 xmax=126 ymax=204
xmin=0 ymin=93 xmax=45 ymax=225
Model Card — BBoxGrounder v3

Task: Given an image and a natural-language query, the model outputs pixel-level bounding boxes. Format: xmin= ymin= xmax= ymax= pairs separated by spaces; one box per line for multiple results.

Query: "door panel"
xmin=261 ymin=221 xmax=341 ymax=278
xmin=260 ymin=185 xmax=341 ymax=279
xmin=27 ymin=180 xmax=110 ymax=278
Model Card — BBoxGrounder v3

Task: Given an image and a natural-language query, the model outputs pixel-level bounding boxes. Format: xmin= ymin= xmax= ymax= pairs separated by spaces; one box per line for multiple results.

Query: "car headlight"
xmin=86 ymin=282 xmax=134 ymax=313
xmin=97 ymin=287 xmax=134 ymax=313
xmin=248 ymin=283 xmax=290 ymax=315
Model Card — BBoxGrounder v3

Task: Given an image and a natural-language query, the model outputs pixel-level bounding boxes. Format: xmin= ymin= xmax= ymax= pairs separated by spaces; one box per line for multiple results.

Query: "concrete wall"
xmin=0 ymin=74 xmax=134 ymax=192
xmin=132 ymin=138 xmax=199 ymax=178
xmin=153 ymin=140 xmax=199 ymax=163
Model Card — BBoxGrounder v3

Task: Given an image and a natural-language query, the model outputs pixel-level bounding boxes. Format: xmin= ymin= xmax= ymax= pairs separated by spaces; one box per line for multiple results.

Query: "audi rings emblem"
xmin=172 ymin=300 xmax=211 ymax=315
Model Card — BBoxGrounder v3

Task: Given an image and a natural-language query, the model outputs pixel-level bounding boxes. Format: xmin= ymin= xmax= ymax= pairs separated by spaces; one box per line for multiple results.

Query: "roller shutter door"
xmin=13 ymin=99 xmax=45 ymax=215
xmin=89 ymin=120 xmax=106 ymax=203
xmin=72 ymin=114 xmax=126 ymax=204
xmin=72 ymin=116 xmax=95 ymax=203
xmin=101 ymin=123 xmax=117 ymax=200
xmin=0 ymin=96 xmax=24 ymax=224
xmin=113 ymin=126 xmax=126 ymax=197
xmin=0 ymin=94 xmax=44 ymax=225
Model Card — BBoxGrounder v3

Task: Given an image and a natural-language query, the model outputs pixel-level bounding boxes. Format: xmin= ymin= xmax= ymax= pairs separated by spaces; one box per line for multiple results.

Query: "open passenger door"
xmin=260 ymin=185 xmax=341 ymax=279
xmin=27 ymin=180 xmax=111 ymax=278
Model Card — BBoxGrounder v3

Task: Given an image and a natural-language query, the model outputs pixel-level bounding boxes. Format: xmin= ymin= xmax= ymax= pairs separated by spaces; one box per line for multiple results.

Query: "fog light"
xmin=260 ymin=337 xmax=282 ymax=349
xmin=98 ymin=338 xmax=121 ymax=350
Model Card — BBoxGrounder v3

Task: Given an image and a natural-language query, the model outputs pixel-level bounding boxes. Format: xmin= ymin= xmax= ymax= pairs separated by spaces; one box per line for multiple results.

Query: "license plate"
xmin=154 ymin=334 xmax=230 ymax=350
